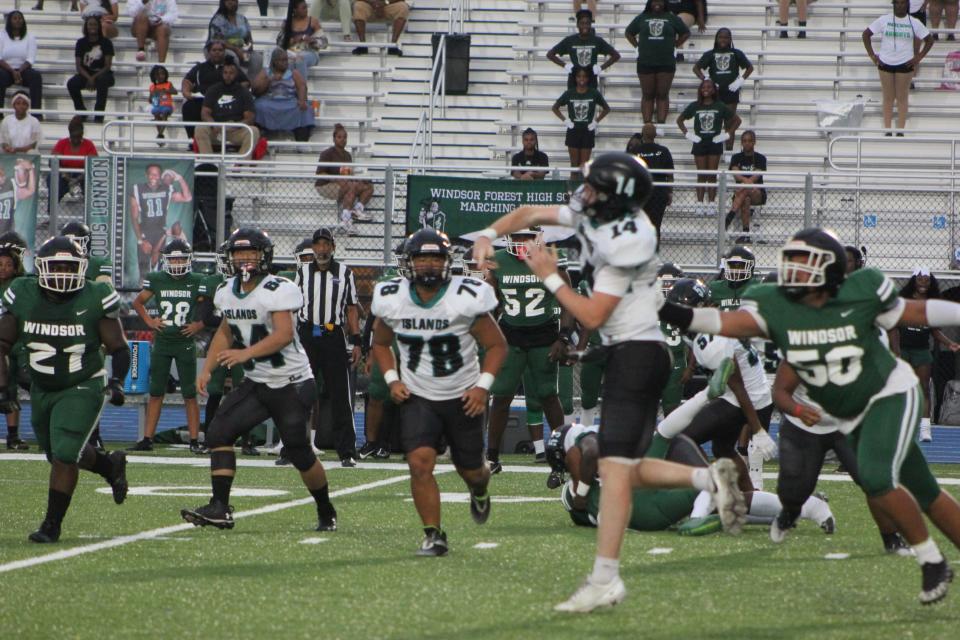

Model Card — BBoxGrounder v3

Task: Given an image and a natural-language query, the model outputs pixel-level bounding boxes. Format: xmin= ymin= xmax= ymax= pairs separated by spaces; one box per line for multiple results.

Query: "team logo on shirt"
xmin=715 ymin=53 xmax=732 ymax=72
xmin=574 ymin=47 xmax=593 ymax=67
xmin=698 ymin=111 xmax=716 ymax=131
xmin=572 ymin=100 xmax=590 ymax=121
xmin=217 ymin=94 xmax=237 ymax=108
xmin=648 ymin=20 xmax=665 ymax=37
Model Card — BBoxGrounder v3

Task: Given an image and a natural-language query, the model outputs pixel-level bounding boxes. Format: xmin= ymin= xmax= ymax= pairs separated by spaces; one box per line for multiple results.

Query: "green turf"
xmin=1 ymin=453 xmax=959 ymax=639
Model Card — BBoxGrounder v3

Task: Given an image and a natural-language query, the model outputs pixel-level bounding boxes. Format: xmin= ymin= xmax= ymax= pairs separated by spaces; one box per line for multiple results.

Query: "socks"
xmin=310 ymin=484 xmax=330 ymax=508
xmin=691 ymin=467 xmax=713 ymax=492
xmin=423 ymin=525 xmax=443 ymax=537
xmin=725 ymin=210 xmax=737 ymax=228
xmin=590 ymin=556 xmax=620 ymax=584
xmin=7 ymin=424 xmax=19 ymax=439
xmin=921 ymin=417 xmax=931 ymax=428
xmin=90 ymin=449 xmax=114 ymax=480
xmin=533 ymin=439 xmax=545 ymax=455
xmin=646 ymin=432 xmax=670 ymax=459
xmin=749 ymin=491 xmax=783 ymax=519
xmin=690 ymin=490 xmax=714 ymax=518
xmin=487 ymin=448 xmax=499 ymax=463
xmin=913 ymin=538 xmax=945 ymax=566
xmin=354 ymin=201 xmax=365 ymax=214
xmin=211 ymin=475 xmax=233 ymax=505
xmin=800 ymin=494 xmax=832 ymax=524
xmin=190 ymin=438 xmax=199 ymax=448
xmin=581 ymin=406 xmax=597 ymax=427
xmin=747 ymin=442 xmax=764 ymax=490
xmin=45 ymin=489 xmax=72 ymax=526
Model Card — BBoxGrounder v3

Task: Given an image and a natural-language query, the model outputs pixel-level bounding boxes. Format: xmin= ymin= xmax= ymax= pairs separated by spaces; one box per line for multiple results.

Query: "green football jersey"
xmin=86 ymin=256 xmax=112 ymax=282
xmin=577 ymin=280 xmax=602 ymax=346
xmin=743 ymin=268 xmax=900 ymax=419
xmin=4 ymin=278 xmax=120 ymax=391
xmin=144 ymin=271 xmax=207 ymax=344
xmin=709 ymin=276 xmax=761 ymax=310
xmin=660 ymin=321 xmax=688 ymax=369
xmin=494 ymin=249 xmax=559 ymax=328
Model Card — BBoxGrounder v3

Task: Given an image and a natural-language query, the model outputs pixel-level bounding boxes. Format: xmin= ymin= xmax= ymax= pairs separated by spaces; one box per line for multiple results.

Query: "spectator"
xmin=352 ymin=0 xmax=409 ymax=56
xmin=553 ymin=67 xmax=609 ymax=173
xmin=0 ymin=92 xmax=41 ymax=153
xmin=149 ymin=64 xmax=176 ymax=144
xmin=724 ymin=130 xmax=766 ymax=242
xmin=547 ymin=10 xmax=620 ymax=90
xmin=80 ymin=0 xmax=120 ymax=39
xmin=677 ymin=79 xmax=740 ymax=211
xmin=0 ymin=11 xmax=42 ymax=114
xmin=626 ymin=0 xmax=689 ymax=124
xmin=777 ymin=0 xmax=807 ymax=38
xmin=666 ymin=0 xmax=705 ymax=34
xmin=181 ymin=40 xmax=250 ymax=139
xmin=280 ymin=0 xmax=328 ymax=79
xmin=911 ymin=0 xmax=929 ymax=24
xmin=128 ymin=0 xmax=178 ymax=63
xmin=196 ymin=60 xmax=259 ymax=157
xmin=694 ymin=28 xmax=752 ymax=151
xmin=573 ymin=1 xmax=597 ymax=17
xmin=625 ymin=123 xmax=673 ymax=245
xmin=67 ymin=16 xmax=115 ymax=123
xmin=862 ymin=0 xmax=934 ymax=135
xmin=312 ymin=0 xmax=352 ymax=43
xmin=511 ymin=128 xmax=549 ymax=180
xmin=50 ymin=116 xmax=98 ymax=205
xmin=252 ymin=48 xmax=315 ymax=143
xmin=315 ymin=124 xmax=374 ymax=231
xmin=928 ymin=0 xmax=959 ymax=40
xmin=209 ymin=0 xmax=264 ymax=79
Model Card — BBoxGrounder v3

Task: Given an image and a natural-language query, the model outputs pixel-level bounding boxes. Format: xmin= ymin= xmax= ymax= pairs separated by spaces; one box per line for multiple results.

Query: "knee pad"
xmin=286 ymin=446 xmax=317 ymax=472
xmin=205 ymin=420 xmax=233 ymax=449
xmin=210 ymin=450 xmax=237 ymax=472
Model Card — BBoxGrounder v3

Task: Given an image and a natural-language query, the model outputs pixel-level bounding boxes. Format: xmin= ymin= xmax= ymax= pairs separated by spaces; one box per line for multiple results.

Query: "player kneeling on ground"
xmin=371 ymin=228 xmax=507 ymax=556
xmin=0 ymin=237 xmax=129 ymax=543
xmin=181 ymin=228 xmax=337 ymax=532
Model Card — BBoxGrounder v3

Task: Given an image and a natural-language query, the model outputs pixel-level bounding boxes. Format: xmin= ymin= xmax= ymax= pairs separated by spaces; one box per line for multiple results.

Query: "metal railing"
xmin=408 ymin=33 xmax=447 ymax=170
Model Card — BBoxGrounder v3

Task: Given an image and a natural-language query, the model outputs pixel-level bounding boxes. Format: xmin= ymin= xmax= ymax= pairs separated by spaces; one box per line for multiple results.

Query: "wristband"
xmin=477 ymin=372 xmax=495 ymax=390
xmin=575 ymin=482 xmax=591 ymax=497
xmin=384 ymin=369 xmax=400 ymax=385
xmin=792 ymin=403 xmax=804 ymax=418
xmin=477 ymin=227 xmax=498 ymax=241
xmin=543 ymin=273 xmax=566 ymax=294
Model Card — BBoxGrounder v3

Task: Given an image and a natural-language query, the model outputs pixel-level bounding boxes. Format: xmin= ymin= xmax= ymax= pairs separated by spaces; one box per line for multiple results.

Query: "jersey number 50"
xmin=786 ymin=345 xmax=864 ymax=387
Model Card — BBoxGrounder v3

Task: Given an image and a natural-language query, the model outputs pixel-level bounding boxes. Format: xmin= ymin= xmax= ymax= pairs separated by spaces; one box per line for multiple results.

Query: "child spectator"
xmin=677 ymin=79 xmax=740 ymax=212
xmin=149 ymin=64 xmax=176 ymax=145
xmin=724 ymin=130 xmax=766 ymax=242
xmin=694 ymin=28 xmax=752 ymax=151
xmin=553 ymin=67 xmax=609 ymax=174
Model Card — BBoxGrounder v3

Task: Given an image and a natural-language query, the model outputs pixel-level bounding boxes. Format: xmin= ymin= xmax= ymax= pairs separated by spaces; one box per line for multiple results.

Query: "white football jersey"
xmin=372 ymin=275 xmax=497 ymax=401
xmin=693 ymin=333 xmax=772 ymax=409
xmin=558 ymin=206 xmax=663 ymax=345
xmin=214 ymin=275 xmax=313 ymax=388
xmin=563 ymin=423 xmax=600 ymax=454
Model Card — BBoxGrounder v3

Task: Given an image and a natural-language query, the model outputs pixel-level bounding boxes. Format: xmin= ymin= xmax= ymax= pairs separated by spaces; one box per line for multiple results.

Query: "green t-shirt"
xmin=86 ymin=256 xmax=112 ymax=282
xmin=625 ymin=12 xmax=689 ymax=67
xmin=696 ymin=48 xmax=751 ymax=89
xmin=4 ymin=278 xmax=120 ymax=391
xmin=742 ymin=268 xmax=900 ymax=419
xmin=144 ymin=271 xmax=207 ymax=345
xmin=680 ymin=101 xmax=734 ymax=142
xmin=549 ymin=33 xmax=617 ymax=71
xmin=709 ymin=276 xmax=761 ymax=310
xmin=494 ymin=248 xmax=559 ymax=329
xmin=555 ymin=88 xmax=608 ymax=129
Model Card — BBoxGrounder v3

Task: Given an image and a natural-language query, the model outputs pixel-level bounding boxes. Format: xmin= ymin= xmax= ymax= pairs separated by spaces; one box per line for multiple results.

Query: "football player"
xmin=0 ymin=237 xmax=129 ymax=542
xmin=371 ymin=228 xmax=507 ymax=556
xmin=659 ymin=227 xmax=960 ymax=604
xmin=472 ymin=152 xmax=747 ymax=613
xmin=61 ymin=221 xmax=112 ymax=283
xmin=656 ymin=263 xmax=693 ymax=416
xmin=0 ymin=231 xmax=28 ymax=450
xmin=181 ymin=228 xmax=337 ymax=532
xmin=708 ymin=244 xmax=759 ymax=310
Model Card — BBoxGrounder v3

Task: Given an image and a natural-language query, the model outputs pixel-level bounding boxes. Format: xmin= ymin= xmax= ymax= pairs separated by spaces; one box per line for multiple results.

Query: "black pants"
xmin=0 ymin=67 xmax=43 ymax=112
xmin=777 ymin=419 xmax=861 ymax=517
xmin=182 ymin=98 xmax=204 ymax=139
xmin=599 ymin=341 xmax=671 ymax=458
xmin=207 ymin=377 xmax=316 ymax=453
xmin=299 ymin=324 xmax=357 ymax=459
xmin=684 ymin=399 xmax=774 ymax=460
xmin=67 ymin=71 xmax=115 ymax=117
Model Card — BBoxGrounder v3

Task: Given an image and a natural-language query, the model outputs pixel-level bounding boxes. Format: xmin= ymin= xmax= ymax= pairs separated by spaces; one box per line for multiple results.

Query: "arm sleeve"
xmin=99 ymin=283 xmax=122 ymax=317
xmin=595 ymin=92 xmax=609 ymax=109
xmin=913 ymin=16 xmax=931 ymax=39
xmin=625 ymin=16 xmax=640 ymax=38
xmin=162 ymin=0 xmax=179 ymax=24
xmin=696 ymin=51 xmax=711 ymax=70
xmin=547 ymin=37 xmax=566 ymax=57
xmin=346 ymin=269 xmax=358 ymax=305
xmin=26 ymin=34 xmax=38 ymax=65
xmin=555 ymin=204 xmax=584 ymax=228
xmin=598 ymin=38 xmax=616 ymax=56
xmin=471 ymin=281 xmax=500 ymax=316
xmin=876 ymin=298 xmax=906 ymax=330
xmin=867 ymin=15 xmax=886 ymax=36
xmin=554 ymin=91 xmax=569 ymax=108
xmin=736 ymin=49 xmax=751 ymax=70
xmin=142 ymin=275 xmax=155 ymax=293
xmin=738 ymin=298 xmax=771 ymax=338
xmin=679 ymin=102 xmax=694 ymax=121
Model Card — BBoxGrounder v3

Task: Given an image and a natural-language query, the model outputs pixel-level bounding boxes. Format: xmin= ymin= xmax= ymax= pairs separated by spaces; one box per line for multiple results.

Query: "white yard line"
xmin=0 ymin=472 xmax=414 ymax=575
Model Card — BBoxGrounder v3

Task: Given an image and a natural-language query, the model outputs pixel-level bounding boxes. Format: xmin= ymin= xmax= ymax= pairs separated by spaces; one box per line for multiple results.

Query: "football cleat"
xmin=181 ymin=501 xmax=235 ymax=530
xmin=488 ymin=460 xmax=503 ymax=475
xmin=884 ymin=533 xmax=914 ymax=557
xmin=108 ymin=450 xmax=128 ymax=505
xmin=358 ymin=442 xmax=378 ymax=459
xmin=340 ymin=457 xmax=357 ymax=468
xmin=534 ymin=452 xmax=547 ymax=464
xmin=374 ymin=446 xmax=391 ymax=459
xmin=770 ymin=510 xmax=797 ymax=544
xmin=554 ymin=576 xmax=626 ymax=613
xmin=316 ymin=504 xmax=338 ymax=532
xmin=127 ymin=438 xmax=153 ymax=452
xmin=241 ymin=444 xmax=260 ymax=456
xmin=6 ymin=437 xmax=29 ymax=451
xmin=708 ymin=458 xmax=747 ymax=535
xmin=678 ymin=515 xmax=723 ymax=537
xmin=28 ymin=519 xmax=61 ymax=544
xmin=919 ymin=561 xmax=954 ymax=605
xmin=819 ymin=516 xmax=836 ymax=535
xmin=546 ymin=470 xmax=564 ymax=490
xmin=189 ymin=442 xmax=208 ymax=455
xmin=275 ymin=455 xmax=291 ymax=466
xmin=469 ymin=492 xmax=491 ymax=525
xmin=415 ymin=529 xmax=448 ymax=557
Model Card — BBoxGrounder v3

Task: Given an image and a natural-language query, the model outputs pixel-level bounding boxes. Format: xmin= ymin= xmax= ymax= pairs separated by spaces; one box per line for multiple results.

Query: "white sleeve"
xmin=27 ymin=34 xmax=38 ymax=65
xmin=738 ymin=299 xmax=770 ymax=338
xmin=264 ymin=279 xmax=304 ymax=313
xmin=30 ymin=119 xmax=41 ymax=146
xmin=695 ymin=335 xmax=736 ymax=371
xmin=371 ymin=282 xmax=398 ymax=319
xmin=555 ymin=205 xmax=582 ymax=228
xmin=912 ymin=16 xmax=930 ymax=39
xmin=213 ymin=284 xmax=226 ymax=313
xmin=876 ymin=297 xmax=906 ymax=330
xmin=163 ymin=0 xmax=179 ymax=24
xmin=472 ymin=280 xmax=499 ymax=315
xmin=605 ymin=216 xmax=658 ymax=269
xmin=591 ymin=265 xmax=632 ymax=298
xmin=563 ymin=424 xmax=586 ymax=453
xmin=867 ymin=15 xmax=887 ymax=36
xmin=346 ymin=269 xmax=358 ymax=305
xmin=126 ymin=0 xmax=141 ymax=17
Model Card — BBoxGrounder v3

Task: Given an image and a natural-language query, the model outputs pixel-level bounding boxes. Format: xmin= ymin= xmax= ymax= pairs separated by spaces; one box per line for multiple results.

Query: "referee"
xmin=295 ymin=228 xmax=362 ymax=466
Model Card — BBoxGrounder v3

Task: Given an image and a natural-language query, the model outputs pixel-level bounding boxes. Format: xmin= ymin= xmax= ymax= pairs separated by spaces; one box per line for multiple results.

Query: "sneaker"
xmin=814 ymin=492 xmax=835 ymax=534
xmin=6 ymin=437 xmax=29 ymax=451
xmin=546 ymin=470 xmax=563 ymax=489
xmin=554 ymin=575 xmax=626 ymax=613
xmin=189 ymin=442 xmax=208 ymax=455
xmin=708 ymin=458 xmax=747 ymax=534
xmin=28 ymin=519 xmax=61 ymax=544
xmin=241 ymin=444 xmax=260 ymax=456
xmin=735 ymin=234 xmax=752 ymax=244
xmin=351 ymin=208 xmax=373 ymax=222
xmin=919 ymin=561 xmax=954 ymax=605
xmin=770 ymin=509 xmax=797 ymax=543
xmin=340 ymin=457 xmax=357 ymax=468
xmin=920 ymin=424 xmax=933 ymax=442
xmin=108 ymin=451 xmax=128 ymax=505
xmin=358 ymin=441 xmax=378 ymax=459
xmin=374 ymin=446 xmax=391 ymax=459
xmin=488 ymin=460 xmax=503 ymax=475
xmin=884 ymin=532 xmax=914 ymax=557
xmin=416 ymin=529 xmax=449 ymax=557
xmin=470 ymin=492 xmax=491 ymax=525
xmin=678 ymin=514 xmax=723 ymax=537
xmin=275 ymin=455 xmax=291 ymax=466
xmin=127 ymin=438 xmax=153 ymax=452
xmin=136 ymin=49 xmax=146 ymax=62
xmin=180 ymin=501 xmax=235 ymax=530
xmin=352 ymin=46 xmax=369 ymax=55
xmin=387 ymin=46 xmax=403 ymax=56
xmin=316 ymin=504 xmax=338 ymax=532
xmin=534 ymin=452 xmax=547 ymax=464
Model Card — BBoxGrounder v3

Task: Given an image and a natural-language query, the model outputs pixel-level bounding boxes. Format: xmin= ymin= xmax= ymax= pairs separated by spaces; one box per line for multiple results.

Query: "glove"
xmin=565 ymin=119 xmax=574 ymax=129
xmin=592 ymin=63 xmax=602 ymax=77
xmin=728 ymin=76 xmax=744 ymax=92
xmin=0 ymin=387 xmax=19 ymax=414
xmin=752 ymin=429 xmax=778 ymax=461
xmin=106 ymin=377 xmax=126 ymax=407
xmin=685 ymin=131 xmax=702 ymax=144
xmin=714 ymin=131 xmax=731 ymax=144
xmin=587 ymin=121 xmax=597 ymax=131
xmin=564 ymin=62 xmax=574 ymax=74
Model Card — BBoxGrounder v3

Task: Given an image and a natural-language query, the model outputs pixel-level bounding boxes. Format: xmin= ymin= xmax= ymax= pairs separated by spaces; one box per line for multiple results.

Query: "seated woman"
xmin=0 ymin=11 xmax=43 ymax=114
xmin=79 ymin=0 xmax=120 ymax=39
xmin=252 ymin=48 xmax=314 ymax=143
xmin=209 ymin=0 xmax=263 ymax=79
xmin=279 ymin=0 xmax=327 ymax=79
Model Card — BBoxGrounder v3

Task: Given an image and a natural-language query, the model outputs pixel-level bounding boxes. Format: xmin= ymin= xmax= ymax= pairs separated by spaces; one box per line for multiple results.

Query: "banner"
xmin=84 ymin=156 xmax=118 ymax=287
xmin=0 ymin=153 xmax=40 ymax=271
xmin=405 ymin=175 xmax=570 ymax=239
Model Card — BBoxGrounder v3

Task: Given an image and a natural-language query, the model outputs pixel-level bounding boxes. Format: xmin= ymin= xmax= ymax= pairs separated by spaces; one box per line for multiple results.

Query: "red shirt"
xmin=51 ymin=137 xmax=98 ymax=170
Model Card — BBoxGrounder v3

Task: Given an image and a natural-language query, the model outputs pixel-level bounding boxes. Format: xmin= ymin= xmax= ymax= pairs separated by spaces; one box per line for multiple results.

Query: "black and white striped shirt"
xmin=294 ymin=259 xmax=357 ymax=327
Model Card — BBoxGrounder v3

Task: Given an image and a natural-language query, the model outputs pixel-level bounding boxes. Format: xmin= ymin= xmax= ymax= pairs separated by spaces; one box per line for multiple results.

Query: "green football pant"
xmin=661 ymin=365 xmax=686 ymax=416
xmin=558 ymin=364 xmax=574 ymax=416
xmin=490 ymin=343 xmax=559 ymax=400
xmin=847 ymin=385 xmax=940 ymax=509
xmin=579 ymin=358 xmax=605 ymax=410
xmin=629 ymin=488 xmax=700 ymax=531
xmin=368 ymin=360 xmax=391 ymax=403
xmin=149 ymin=340 xmax=198 ymax=399
xmin=207 ymin=363 xmax=244 ymax=396
xmin=32 ymin=377 xmax=106 ymax=463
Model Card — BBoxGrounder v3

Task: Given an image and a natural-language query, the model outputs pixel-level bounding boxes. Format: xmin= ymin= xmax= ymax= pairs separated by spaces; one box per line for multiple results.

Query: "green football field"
xmin=2 ymin=449 xmax=960 ymax=639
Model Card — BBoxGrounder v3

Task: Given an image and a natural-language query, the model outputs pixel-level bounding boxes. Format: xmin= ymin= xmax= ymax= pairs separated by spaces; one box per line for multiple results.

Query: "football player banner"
xmin=84 ymin=155 xmax=118 ymax=286
xmin=0 ymin=153 xmax=40 ymax=271
xmin=405 ymin=175 xmax=570 ymax=239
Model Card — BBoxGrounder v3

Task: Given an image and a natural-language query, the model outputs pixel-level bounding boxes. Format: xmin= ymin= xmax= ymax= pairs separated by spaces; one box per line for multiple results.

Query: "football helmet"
xmin=226 ymin=227 xmax=274 ymax=281
xmin=778 ymin=227 xmax=847 ymax=298
xmin=60 ymin=221 xmax=92 ymax=257
xmin=572 ymin=152 xmax=653 ymax=223
xmin=404 ymin=228 xmax=453 ymax=288
xmin=161 ymin=239 xmax=193 ymax=277
xmin=215 ymin=240 xmax=231 ymax=276
xmin=545 ymin=425 xmax=573 ymax=477
xmin=394 ymin=239 xmax=411 ymax=280
xmin=294 ymin=238 xmax=314 ymax=264
xmin=722 ymin=245 xmax=755 ymax=283
xmin=35 ymin=236 xmax=87 ymax=293
xmin=656 ymin=262 xmax=685 ymax=294
xmin=844 ymin=244 xmax=866 ymax=272
xmin=506 ymin=226 xmax=542 ymax=259
xmin=462 ymin=246 xmax=485 ymax=280
xmin=666 ymin=277 xmax=713 ymax=307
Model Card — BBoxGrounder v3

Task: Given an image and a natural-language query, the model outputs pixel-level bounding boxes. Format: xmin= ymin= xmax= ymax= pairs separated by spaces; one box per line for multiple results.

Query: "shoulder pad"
xmin=592 ymin=215 xmax=657 ymax=269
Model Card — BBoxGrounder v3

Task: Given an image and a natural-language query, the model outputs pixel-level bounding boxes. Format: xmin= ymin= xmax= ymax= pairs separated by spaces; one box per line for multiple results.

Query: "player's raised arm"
xmin=658 ymin=302 xmax=764 ymax=340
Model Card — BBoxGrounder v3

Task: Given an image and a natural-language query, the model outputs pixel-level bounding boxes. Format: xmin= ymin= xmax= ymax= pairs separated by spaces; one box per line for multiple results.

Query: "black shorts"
xmin=599 ymin=341 xmax=671 ymax=458
xmin=637 ymin=64 xmax=676 ymax=75
xmin=207 ymin=377 xmax=317 ymax=450
xmin=683 ymin=399 xmax=774 ymax=459
xmin=878 ymin=61 xmax=915 ymax=73
xmin=692 ymin=140 xmax=724 ymax=157
xmin=400 ymin=394 xmax=484 ymax=470
xmin=565 ymin=126 xmax=596 ymax=149
xmin=911 ymin=9 xmax=927 ymax=25
xmin=719 ymin=87 xmax=740 ymax=104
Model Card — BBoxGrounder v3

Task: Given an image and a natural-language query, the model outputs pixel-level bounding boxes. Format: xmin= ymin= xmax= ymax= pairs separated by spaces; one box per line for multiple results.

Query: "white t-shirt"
xmin=0 ymin=115 xmax=41 ymax=150
xmin=868 ymin=13 xmax=930 ymax=66
xmin=0 ymin=32 xmax=37 ymax=68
